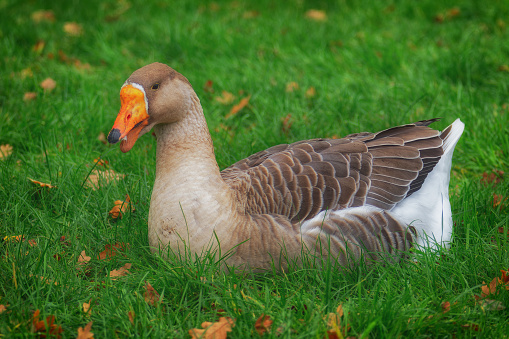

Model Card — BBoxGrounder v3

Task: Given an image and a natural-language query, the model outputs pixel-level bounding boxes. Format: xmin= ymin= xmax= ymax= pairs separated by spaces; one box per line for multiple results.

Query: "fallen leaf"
xmin=20 ymin=68 xmax=34 ymax=78
xmin=63 ymin=22 xmax=83 ymax=36
xmin=110 ymin=263 xmax=132 ymax=279
xmin=32 ymin=309 xmax=63 ymax=338
xmin=76 ymin=321 xmax=94 ymax=339
xmin=461 ymin=323 xmax=480 ymax=331
xmin=204 ymin=80 xmax=214 ymax=93
xmin=305 ymin=9 xmax=327 ymax=21
xmin=255 ymin=314 xmax=273 ymax=335
xmin=281 ymin=113 xmax=293 ymax=135
xmin=446 ymin=7 xmax=461 ymax=18
xmin=40 ymin=78 xmax=56 ymax=92
xmin=28 ymin=239 xmax=37 ymax=247
xmin=93 ymin=158 xmax=109 ymax=167
xmin=85 ymin=169 xmax=125 ymax=190
xmin=325 ymin=304 xmax=350 ymax=339
xmin=29 ymin=274 xmax=58 ymax=286
xmin=0 ymin=144 xmax=13 ymax=159
xmin=128 ymin=311 xmax=135 ymax=325
xmin=285 ymin=82 xmax=299 ymax=92
xmin=243 ymin=11 xmax=259 ymax=19
xmin=441 ymin=301 xmax=451 ymax=313
xmin=109 ymin=194 xmax=135 ymax=219
xmin=215 ymin=91 xmax=235 ymax=105
xmin=477 ymin=299 xmax=506 ymax=311
xmin=226 ymin=95 xmax=251 ymax=119
xmin=143 ymin=281 xmax=161 ymax=306
xmin=481 ymin=170 xmax=504 ymax=186
xmin=83 ymin=300 xmax=91 ymax=315
xmin=31 ymin=10 xmax=55 ymax=23
xmin=78 ymin=250 xmax=91 ymax=266
xmin=499 ymin=65 xmax=509 ymax=72
xmin=189 ymin=317 xmax=235 ymax=339
xmin=97 ymin=132 xmax=107 ymax=144
xmin=305 ymin=86 xmax=316 ymax=98
xmin=3 ymin=235 xmax=23 ymax=242
xmin=32 ymin=40 xmax=45 ymax=53
xmin=24 ymin=92 xmax=37 ymax=101
xmin=28 ymin=178 xmax=56 ymax=189
xmin=0 ymin=304 xmax=7 ymax=314
xmin=97 ymin=243 xmax=129 ymax=260
xmin=492 ymin=194 xmax=506 ymax=209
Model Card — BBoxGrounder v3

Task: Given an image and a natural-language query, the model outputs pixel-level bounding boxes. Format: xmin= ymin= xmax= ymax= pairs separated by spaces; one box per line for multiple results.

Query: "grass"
xmin=1 ymin=0 xmax=508 ymax=337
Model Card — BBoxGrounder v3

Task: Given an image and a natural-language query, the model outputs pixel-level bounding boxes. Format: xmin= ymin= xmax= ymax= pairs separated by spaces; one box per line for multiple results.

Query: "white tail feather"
xmin=391 ymin=119 xmax=464 ymax=249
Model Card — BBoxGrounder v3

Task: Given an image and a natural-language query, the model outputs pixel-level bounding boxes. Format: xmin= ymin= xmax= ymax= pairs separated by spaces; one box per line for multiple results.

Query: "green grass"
xmin=1 ymin=0 xmax=508 ymax=337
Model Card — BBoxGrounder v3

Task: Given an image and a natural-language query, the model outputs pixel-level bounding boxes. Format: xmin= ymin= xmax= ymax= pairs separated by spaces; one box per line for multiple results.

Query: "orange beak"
xmin=107 ymin=85 xmax=150 ymax=153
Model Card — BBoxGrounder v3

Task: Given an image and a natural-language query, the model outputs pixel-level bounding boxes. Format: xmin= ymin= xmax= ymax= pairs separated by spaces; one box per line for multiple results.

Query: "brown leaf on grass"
xmin=204 ymin=80 xmax=214 ymax=93
xmin=97 ymin=243 xmax=129 ymax=260
xmin=78 ymin=250 xmax=91 ymax=266
xmin=28 ymin=178 xmax=56 ymax=189
xmin=0 ymin=304 xmax=8 ymax=314
xmin=226 ymin=95 xmax=251 ymax=119
xmin=63 ymin=22 xmax=83 ymax=36
xmin=0 ymin=144 xmax=13 ymax=159
xmin=285 ymin=82 xmax=299 ymax=93
xmin=492 ymin=194 xmax=506 ymax=209
xmin=499 ymin=65 xmax=509 ymax=72
xmin=325 ymin=305 xmax=350 ymax=339
xmin=305 ymin=87 xmax=317 ymax=98
xmin=31 ymin=10 xmax=55 ymax=23
xmin=189 ymin=317 xmax=235 ymax=339
xmin=40 ymin=78 xmax=56 ymax=92
xmin=93 ymin=158 xmax=109 ymax=167
xmin=97 ymin=132 xmax=107 ymax=144
xmin=109 ymin=195 xmax=135 ymax=219
xmin=110 ymin=263 xmax=132 ymax=279
xmin=215 ymin=91 xmax=235 ymax=105
xmin=461 ymin=323 xmax=480 ymax=331
xmin=143 ymin=281 xmax=161 ymax=306
xmin=434 ymin=7 xmax=460 ymax=23
xmin=481 ymin=170 xmax=504 ymax=186
xmin=305 ymin=9 xmax=327 ymax=21
xmin=128 ymin=311 xmax=135 ymax=325
xmin=32 ymin=309 xmax=63 ymax=338
xmin=255 ymin=314 xmax=273 ymax=335
xmin=481 ymin=278 xmax=498 ymax=297
xmin=32 ymin=40 xmax=46 ymax=54
xmin=441 ymin=301 xmax=451 ymax=313
xmin=477 ymin=299 xmax=506 ymax=311
xmin=76 ymin=321 xmax=94 ymax=339
xmin=29 ymin=274 xmax=58 ymax=286
xmin=85 ymin=169 xmax=125 ymax=190
xmin=83 ymin=300 xmax=91 ymax=315
xmin=281 ymin=114 xmax=294 ymax=135
xmin=24 ymin=92 xmax=37 ymax=101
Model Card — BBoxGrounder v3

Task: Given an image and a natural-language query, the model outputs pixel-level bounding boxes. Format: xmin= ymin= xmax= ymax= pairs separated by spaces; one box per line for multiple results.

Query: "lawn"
xmin=1 ymin=0 xmax=508 ymax=337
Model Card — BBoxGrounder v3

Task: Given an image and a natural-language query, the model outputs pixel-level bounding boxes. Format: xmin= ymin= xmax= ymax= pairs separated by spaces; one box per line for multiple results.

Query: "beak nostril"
xmin=107 ymin=128 xmax=121 ymax=144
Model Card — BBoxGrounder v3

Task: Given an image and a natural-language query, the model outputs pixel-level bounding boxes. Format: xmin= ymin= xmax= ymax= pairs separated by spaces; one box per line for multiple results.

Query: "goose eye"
xmin=151 ymin=83 xmax=160 ymax=90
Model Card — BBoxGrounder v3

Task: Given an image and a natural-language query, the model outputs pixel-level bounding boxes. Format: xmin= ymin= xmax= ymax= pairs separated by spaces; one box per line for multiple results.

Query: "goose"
xmin=107 ymin=62 xmax=464 ymax=270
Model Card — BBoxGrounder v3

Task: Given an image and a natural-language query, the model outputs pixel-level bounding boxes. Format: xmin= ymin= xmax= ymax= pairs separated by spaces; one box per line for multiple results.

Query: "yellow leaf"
xmin=305 ymin=86 xmax=317 ymax=98
xmin=305 ymin=9 xmax=327 ymax=21
xmin=28 ymin=178 xmax=56 ymax=188
xmin=108 ymin=194 xmax=134 ymax=219
xmin=225 ymin=95 xmax=251 ymax=119
xmin=83 ymin=300 xmax=91 ymax=315
xmin=31 ymin=10 xmax=55 ymax=23
xmin=76 ymin=321 xmax=94 ymax=339
xmin=78 ymin=250 xmax=91 ymax=266
xmin=85 ymin=169 xmax=125 ymax=190
xmin=109 ymin=263 xmax=132 ymax=279
xmin=189 ymin=317 xmax=235 ymax=339
xmin=215 ymin=91 xmax=235 ymax=105
xmin=0 ymin=144 xmax=13 ymax=159
xmin=63 ymin=22 xmax=83 ymax=36
xmin=285 ymin=82 xmax=299 ymax=92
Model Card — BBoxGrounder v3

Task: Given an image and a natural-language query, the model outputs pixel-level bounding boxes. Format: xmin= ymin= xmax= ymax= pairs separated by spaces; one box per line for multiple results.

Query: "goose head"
xmin=107 ymin=62 xmax=193 ymax=152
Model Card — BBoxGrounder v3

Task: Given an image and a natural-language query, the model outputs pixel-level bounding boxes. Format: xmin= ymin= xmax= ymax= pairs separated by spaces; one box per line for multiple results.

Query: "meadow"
xmin=0 ymin=0 xmax=508 ymax=337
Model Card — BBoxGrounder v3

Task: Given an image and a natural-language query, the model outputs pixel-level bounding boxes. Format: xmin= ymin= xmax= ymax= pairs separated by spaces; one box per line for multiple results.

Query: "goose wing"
xmin=221 ymin=119 xmax=445 ymax=222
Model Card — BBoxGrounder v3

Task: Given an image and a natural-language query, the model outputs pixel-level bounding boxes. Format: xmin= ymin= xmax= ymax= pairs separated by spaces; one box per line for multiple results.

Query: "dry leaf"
xmin=32 ymin=309 xmax=63 ymax=338
xmin=493 ymin=194 xmax=506 ymax=209
xmin=32 ymin=40 xmax=45 ymax=53
xmin=144 ymin=281 xmax=161 ymax=306
xmin=76 ymin=321 xmax=94 ymax=339
xmin=40 ymin=78 xmax=56 ymax=92
xmin=93 ymin=158 xmax=109 ymax=167
xmin=24 ymin=92 xmax=37 ymax=101
xmin=477 ymin=299 xmax=505 ymax=311
xmin=31 ymin=10 xmax=55 ymax=23
xmin=326 ymin=304 xmax=349 ymax=339
xmin=305 ymin=9 xmax=327 ymax=21
xmin=226 ymin=95 xmax=251 ymax=119
xmin=255 ymin=314 xmax=273 ymax=335
xmin=85 ymin=169 xmax=125 ymax=190
xmin=78 ymin=250 xmax=91 ymax=266
xmin=20 ymin=68 xmax=33 ymax=78
xmin=128 ymin=311 xmax=135 ymax=325
xmin=204 ymin=80 xmax=214 ymax=93
xmin=499 ymin=65 xmax=509 ymax=72
xmin=97 ymin=132 xmax=107 ymax=144
xmin=215 ymin=91 xmax=235 ymax=105
xmin=285 ymin=82 xmax=299 ymax=92
xmin=0 ymin=304 xmax=7 ymax=314
xmin=83 ymin=300 xmax=91 ymax=315
xmin=481 ymin=170 xmax=504 ymax=186
xmin=28 ymin=178 xmax=56 ymax=189
xmin=3 ymin=235 xmax=24 ymax=242
xmin=0 ymin=144 xmax=13 ymax=159
xmin=110 ymin=263 xmax=132 ymax=279
xmin=97 ymin=243 xmax=129 ymax=260
xmin=305 ymin=86 xmax=316 ymax=98
xmin=441 ymin=301 xmax=451 ymax=313
xmin=29 ymin=274 xmax=58 ymax=286
xmin=63 ymin=22 xmax=83 ymax=36
xmin=189 ymin=317 xmax=235 ymax=339
xmin=461 ymin=323 xmax=480 ymax=331
xmin=281 ymin=113 xmax=293 ymax=135
xmin=109 ymin=194 xmax=135 ymax=219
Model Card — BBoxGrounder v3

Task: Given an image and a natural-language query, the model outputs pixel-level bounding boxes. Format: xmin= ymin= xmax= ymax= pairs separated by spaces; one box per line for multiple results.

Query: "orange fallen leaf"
xmin=28 ymin=178 xmax=56 ymax=189
xmin=215 ymin=91 xmax=235 ymax=105
xmin=481 ymin=170 xmax=504 ymax=186
xmin=32 ymin=309 xmax=63 ymax=338
xmin=255 ymin=314 xmax=272 ymax=335
xmin=97 ymin=243 xmax=129 ymax=260
xmin=85 ymin=169 xmax=125 ymax=190
xmin=0 ymin=304 xmax=8 ymax=314
xmin=285 ymin=82 xmax=299 ymax=93
xmin=93 ymin=158 xmax=109 ymax=167
xmin=143 ymin=281 xmax=161 ymax=306
xmin=83 ymin=300 xmax=91 ymax=315
xmin=441 ymin=301 xmax=451 ymax=313
xmin=326 ymin=304 xmax=350 ymax=339
xmin=3 ymin=235 xmax=23 ymax=242
xmin=305 ymin=9 xmax=327 ymax=21
xmin=128 ymin=311 xmax=135 ymax=325
xmin=109 ymin=194 xmax=135 ymax=219
xmin=78 ymin=250 xmax=91 ymax=266
xmin=189 ymin=317 xmax=235 ymax=339
xmin=110 ymin=263 xmax=132 ymax=279
xmin=493 ymin=194 xmax=506 ymax=209
xmin=24 ymin=92 xmax=37 ymax=101
xmin=63 ymin=22 xmax=83 ymax=36
xmin=281 ymin=113 xmax=293 ymax=135
xmin=40 ymin=78 xmax=56 ymax=92
xmin=226 ymin=95 xmax=251 ymax=119
xmin=32 ymin=40 xmax=45 ymax=53
xmin=0 ymin=144 xmax=13 ymax=159
xmin=31 ymin=10 xmax=55 ymax=23
xmin=204 ymin=80 xmax=214 ymax=93
xmin=305 ymin=86 xmax=316 ymax=98
xmin=76 ymin=321 xmax=94 ymax=339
